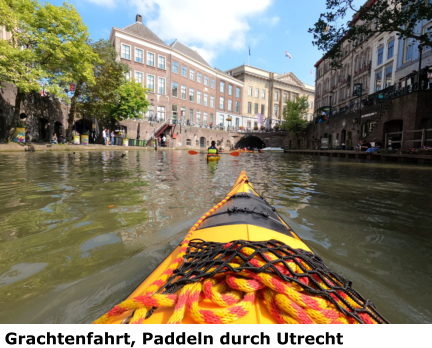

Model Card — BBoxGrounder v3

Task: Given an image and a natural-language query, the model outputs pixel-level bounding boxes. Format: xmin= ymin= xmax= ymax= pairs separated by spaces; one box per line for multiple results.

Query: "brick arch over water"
xmin=235 ymin=135 xmax=266 ymax=149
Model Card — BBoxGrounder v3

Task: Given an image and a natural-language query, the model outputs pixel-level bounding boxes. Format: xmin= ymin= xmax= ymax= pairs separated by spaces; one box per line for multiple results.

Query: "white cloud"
xmin=260 ymin=16 xmax=280 ymax=26
xmin=84 ymin=0 xmax=116 ymax=8
xmin=127 ymin=0 xmax=274 ymax=64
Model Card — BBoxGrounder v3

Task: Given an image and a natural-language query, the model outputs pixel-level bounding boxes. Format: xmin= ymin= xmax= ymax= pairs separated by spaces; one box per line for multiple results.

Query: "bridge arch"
xmin=235 ymin=135 xmax=266 ymax=149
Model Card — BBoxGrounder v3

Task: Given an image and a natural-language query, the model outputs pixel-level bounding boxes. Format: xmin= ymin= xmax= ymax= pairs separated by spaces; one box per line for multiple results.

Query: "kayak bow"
xmin=94 ymin=171 xmax=387 ymax=324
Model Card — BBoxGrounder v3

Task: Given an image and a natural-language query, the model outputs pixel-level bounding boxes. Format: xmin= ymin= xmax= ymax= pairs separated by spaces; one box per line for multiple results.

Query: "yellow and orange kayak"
xmin=94 ymin=171 xmax=387 ymax=324
xmin=206 ymin=154 xmax=221 ymax=162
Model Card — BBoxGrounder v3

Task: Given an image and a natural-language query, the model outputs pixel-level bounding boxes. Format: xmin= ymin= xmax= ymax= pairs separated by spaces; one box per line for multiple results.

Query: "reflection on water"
xmin=0 ymin=151 xmax=431 ymax=323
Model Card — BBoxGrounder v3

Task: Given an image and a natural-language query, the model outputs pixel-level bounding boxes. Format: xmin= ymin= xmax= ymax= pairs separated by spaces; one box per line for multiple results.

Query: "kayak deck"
xmin=95 ymin=171 xmax=387 ymax=324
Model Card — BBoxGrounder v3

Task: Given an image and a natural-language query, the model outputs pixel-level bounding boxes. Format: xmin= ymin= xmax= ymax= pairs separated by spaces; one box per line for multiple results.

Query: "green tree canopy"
xmin=0 ymin=0 xmax=99 ymax=140
xmin=108 ymin=79 xmax=150 ymax=122
xmin=79 ymin=39 xmax=129 ymax=120
xmin=309 ymin=0 xmax=432 ymax=69
xmin=281 ymin=96 xmax=309 ymax=134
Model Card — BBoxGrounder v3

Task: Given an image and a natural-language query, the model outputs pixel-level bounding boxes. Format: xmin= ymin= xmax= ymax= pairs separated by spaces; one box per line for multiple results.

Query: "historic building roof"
xmin=169 ymin=40 xmax=212 ymax=68
xmin=122 ymin=22 xmax=167 ymax=47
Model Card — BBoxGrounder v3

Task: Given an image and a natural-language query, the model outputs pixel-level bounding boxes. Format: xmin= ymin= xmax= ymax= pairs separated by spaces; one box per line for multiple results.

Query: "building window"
xmin=310 ymin=101 xmax=313 ymax=109
xmin=261 ymin=105 xmax=264 ymax=114
xmin=377 ymin=47 xmax=384 ymax=65
xmin=254 ymin=103 xmax=258 ymax=114
xmin=387 ymin=40 xmax=395 ymax=59
xmin=197 ymin=110 xmax=201 ymax=124
xmin=181 ymin=107 xmax=186 ymax=121
xmin=283 ymin=94 xmax=287 ymax=102
xmin=173 ymin=61 xmax=178 ymax=73
xmin=220 ymin=81 xmax=225 ymax=93
xmin=261 ymin=90 xmax=265 ymax=99
xmin=190 ymin=69 xmax=195 ymax=80
xmin=236 ymin=87 xmax=240 ymax=98
xmin=181 ymin=85 xmax=187 ymax=100
xmin=235 ymin=101 xmax=239 ymax=113
xmin=274 ymin=92 xmax=279 ymax=101
xmin=219 ymin=97 xmax=224 ymax=109
xmin=204 ymin=93 xmax=208 ymax=106
xmin=228 ymin=99 xmax=232 ymax=111
xmin=121 ymin=44 xmax=130 ymax=59
xmin=248 ymin=87 xmax=252 ymax=96
xmin=210 ymin=113 xmax=214 ymax=124
xmin=182 ymin=65 xmax=187 ymax=77
xmin=172 ymin=104 xmax=178 ymax=121
xmin=404 ymin=38 xmax=415 ymax=62
xmin=135 ymin=48 xmax=143 ymax=63
xmin=292 ymin=94 xmax=297 ymax=102
xmin=203 ymin=112 xmax=208 ymax=125
xmin=385 ymin=66 xmax=392 ymax=88
xmin=158 ymin=77 xmax=165 ymax=94
xmin=247 ymin=102 xmax=252 ymax=114
xmin=274 ymin=105 xmax=278 ymax=117
xmin=228 ymin=85 xmax=233 ymax=95
xmin=211 ymin=78 xmax=215 ymax=88
xmin=189 ymin=109 xmax=194 ymax=122
xmin=147 ymin=52 xmax=155 ymax=66
xmin=197 ymin=72 xmax=202 ymax=83
xmin=134 ymin=71 xmax=143 ymax=85
xmin=172 ymin=82 xmax=178 ymax=97
xmin=158 ymin=56 xmax=165 ymax=69
xmin=186 ymin=139 xmax=191 ymax=146
xmin=255 ymin=88 xmax=259 ymax=98
xmin=204 ymin=76 xmax=209 ymax=86
xmin=375 ymin=71 xmax=382 ymax=91
xmin=146 ymin=75 xmax=155 ymax=92
xmin=157 ymin=106 xmax=165 ymax=121
xmin=189 ymin=88 xmax=194 ymax=102
xmin=210 ymin=96 xmax=214 ymax=108
xmin=197 ymin=91 xmax=202 ymax=104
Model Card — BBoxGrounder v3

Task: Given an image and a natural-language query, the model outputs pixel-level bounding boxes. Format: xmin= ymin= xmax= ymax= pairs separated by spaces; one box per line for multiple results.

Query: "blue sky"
xmin=48 ymin=0 xmax=334 ymax=85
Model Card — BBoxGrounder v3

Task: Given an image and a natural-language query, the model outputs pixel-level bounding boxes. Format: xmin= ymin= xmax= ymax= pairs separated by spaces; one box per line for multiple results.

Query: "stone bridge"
xmin=230 ymin=131 xmax=288 ymax=149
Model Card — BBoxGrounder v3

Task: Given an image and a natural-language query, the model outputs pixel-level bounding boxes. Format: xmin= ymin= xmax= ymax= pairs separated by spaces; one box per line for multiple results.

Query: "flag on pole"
xmin=285 ymin=51 xmax=292 ymax=59
xmin=249 ymin=47 xmax=251 ymax=56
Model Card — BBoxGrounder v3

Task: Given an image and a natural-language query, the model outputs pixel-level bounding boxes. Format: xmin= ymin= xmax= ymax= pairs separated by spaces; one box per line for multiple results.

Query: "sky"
xmin=47 ymin=0 xmax=336 ymax=86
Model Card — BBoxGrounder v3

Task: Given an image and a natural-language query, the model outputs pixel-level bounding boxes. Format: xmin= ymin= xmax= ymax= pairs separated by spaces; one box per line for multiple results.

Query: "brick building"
xmin=109 ymin=14 xmax=244 ymax=140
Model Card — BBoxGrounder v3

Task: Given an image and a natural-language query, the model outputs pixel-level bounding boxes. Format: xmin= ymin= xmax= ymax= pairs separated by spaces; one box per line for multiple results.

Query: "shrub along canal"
xmin=0 ymin=150 xmax=431 ymax=323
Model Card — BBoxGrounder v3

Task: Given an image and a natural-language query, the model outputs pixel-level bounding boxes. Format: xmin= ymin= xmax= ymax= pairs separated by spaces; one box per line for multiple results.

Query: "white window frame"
xmin=204 ymin=76 xmax=209 ymax=86
xmin=181 ymin=85 xmax=187 ymax=100
xmin=147 ymin=51 xmax=155 ymax=67
xmin=121 ymin=43 xmax=131 ymax=60
xmin=211 ymin=78 xmax=215 ymax=88
xmin=158 ymin=77 xmax=166 ymax=95
xmin=158 ymin=55 xmax=166 ymax=69
xmin=203 ymin=93 xmax=208 ymax=106
xmin=261 ymin=90 xmax=265 ymax=99
xmin=228 ymin=85 xmax=233 ymax=96
xmin=146 ymin=74 xmax=155 ymax=92
xmin=134 ymin=71 xmax=144 ymax=86
xmin=189 ymin=88 xmax=194 ymax=102
xmin=197 ymin=90 xmax=202 ymax=104
xmin=248 ymin=87 xmax=252 ymax=96
xmin=210 ymin=96 xmax=214 ymax=108
xmin=235 ymin=101 xmax=240 ymax=113
xmin=197 ymin=110 xmax=202 ymax=124
xmin=220 ymin=81 xmax=225 ymax=93
xmin=219 ymin=96 xmax=224 ymax=110
xmin=173 ymin=61 xmax=179 ymax=74
xmin=197 ymin=72 xmax=202 ymax=84
xmin=172 ymin=81 xmax=178 ymax=98
xmin=228 ymin=99 xmax=232 ymax=111
xmin=190 ymin=69 xmax=195 ymax=81
xmin=135 ymin=48 xmax=143 ymax=63
xmin=181 ymin=65 xmax=187 ymax=77
xmin=236 ymin=87 xmax=240 ymax=98
xmin=255 ymin=88 xmax=259 ymax=98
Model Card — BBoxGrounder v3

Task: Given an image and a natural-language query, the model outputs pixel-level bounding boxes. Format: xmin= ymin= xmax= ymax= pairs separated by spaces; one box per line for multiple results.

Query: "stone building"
xmin=226 ymin=65 xmax=315 ymax=129
xmin=109 ymin=14 xmax=244 ymax=141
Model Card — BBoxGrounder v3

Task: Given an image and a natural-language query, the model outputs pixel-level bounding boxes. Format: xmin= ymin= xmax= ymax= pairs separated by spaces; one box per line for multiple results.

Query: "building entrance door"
xmin=200 ymin=137 xmax=206 ymax=148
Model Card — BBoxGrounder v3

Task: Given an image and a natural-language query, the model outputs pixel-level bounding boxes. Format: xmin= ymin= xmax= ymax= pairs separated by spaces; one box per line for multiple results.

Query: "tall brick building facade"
xmin=109 ymin=15 xmax=244 ymax=136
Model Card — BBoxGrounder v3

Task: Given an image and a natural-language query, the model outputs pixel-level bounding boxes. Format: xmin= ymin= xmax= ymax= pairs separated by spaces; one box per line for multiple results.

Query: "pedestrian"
xmin=158 ymin=136 xmax=161 ymax=146
xmin=106 ymin=129 xmax=110 ymax=146
xmin=111 ymin=130 xmax=115 ymax=146
xmin=102 ymin=128 xmax=107 ymax=145
xmin=162 ymin=135 xmax=166 ymax=147
xmin=52 ymin=133 xmax=58 ymax=144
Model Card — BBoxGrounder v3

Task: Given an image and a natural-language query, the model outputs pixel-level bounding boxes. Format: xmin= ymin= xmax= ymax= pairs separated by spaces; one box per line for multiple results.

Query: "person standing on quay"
xmin=111 ymin=130 xmax=115 ymax=146
xmin=102 ymin=128 xmax=106 ymax=145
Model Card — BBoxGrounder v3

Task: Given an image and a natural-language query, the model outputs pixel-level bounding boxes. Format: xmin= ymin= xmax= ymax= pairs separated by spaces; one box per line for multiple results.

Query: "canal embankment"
xmin=284 ymin=149 xmax=432 ymax=165
xmin=0 ymin=142 xmax=165 ymax=152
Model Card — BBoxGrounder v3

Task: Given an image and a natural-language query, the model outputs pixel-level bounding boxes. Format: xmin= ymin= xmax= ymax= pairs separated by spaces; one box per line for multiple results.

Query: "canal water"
xmin=0 ymin=150 xmax=431 ymax=324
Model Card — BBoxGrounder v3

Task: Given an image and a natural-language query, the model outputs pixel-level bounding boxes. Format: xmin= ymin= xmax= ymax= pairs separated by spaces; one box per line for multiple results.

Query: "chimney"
xmin=136 ymin=14 xmax=142 ymax=23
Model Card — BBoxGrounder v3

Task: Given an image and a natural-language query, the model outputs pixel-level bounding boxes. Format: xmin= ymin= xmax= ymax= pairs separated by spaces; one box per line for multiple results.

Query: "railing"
xmin=385 ymin=129 xmax=432 ymax=149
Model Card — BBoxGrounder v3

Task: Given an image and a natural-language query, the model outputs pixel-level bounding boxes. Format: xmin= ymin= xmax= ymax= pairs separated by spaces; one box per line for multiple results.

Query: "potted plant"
xmin=239 ymin=126 xmax=245 ymax=130
xmin=260 ymin=125 xmax=266 ymax=131
xmin=274 ymin=124 xmax=280 ymax=131
xmin=13 ymin=121 xmax=26 ymax=143
xmin=72 ymin=130 xmax=80 ymax=145
xmin=226 ymin=117 xmax=232 ymax=122
xmin=123 ymin=133 xmax=129 ymax=147
xmin=81 ymin=130 xmax=89 ymax=145
xmin=253 ymin=126 xmax=258 ymax=131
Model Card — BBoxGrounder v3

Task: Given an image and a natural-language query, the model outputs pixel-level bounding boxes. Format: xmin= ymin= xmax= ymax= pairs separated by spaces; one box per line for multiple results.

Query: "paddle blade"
xmin=230 ymin=152 xmax=240 ymax=157
xmin=188 ymin=151 xmax=199 ymax=155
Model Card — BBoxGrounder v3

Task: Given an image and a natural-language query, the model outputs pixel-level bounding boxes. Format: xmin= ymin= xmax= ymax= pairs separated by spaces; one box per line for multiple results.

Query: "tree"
xmin=281 ymin=96 xmax=309 ymax=134
xmin=79 ymin=40 xmax=129 ymax=121
xmin=0 ymin=0 xmax=99 ymax=141
xmin=107 ymin=79 xmax=151 ymax=124
xmin=309 ymin=0 xmax=432 ymax=69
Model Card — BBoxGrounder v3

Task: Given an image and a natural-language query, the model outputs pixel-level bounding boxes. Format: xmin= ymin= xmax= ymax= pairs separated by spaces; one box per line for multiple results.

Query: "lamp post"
xmin=329 ymin=91 xmax=334 ymax=118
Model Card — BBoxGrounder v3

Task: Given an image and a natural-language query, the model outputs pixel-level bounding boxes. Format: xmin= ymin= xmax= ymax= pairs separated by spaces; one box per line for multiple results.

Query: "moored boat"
xmin=261 ymin=147 xmax=284 ymax=152
xmin=94 ymin=171 xmax=387 ymax=324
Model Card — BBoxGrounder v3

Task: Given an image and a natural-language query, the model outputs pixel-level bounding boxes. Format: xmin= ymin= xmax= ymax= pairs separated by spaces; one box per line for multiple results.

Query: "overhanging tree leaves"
xmin=281 ymin=96 xmax=309 ymax=134
xmin=0 ymin=0 xmax=98 ymax=141
xmin=309 ymin=0 xmax=432 ymax=69
xmin=79 ymin=40 xmax=129 ymax=121
xmin=108 ymin=79 xmax=150 ymax=123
